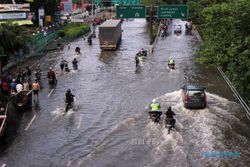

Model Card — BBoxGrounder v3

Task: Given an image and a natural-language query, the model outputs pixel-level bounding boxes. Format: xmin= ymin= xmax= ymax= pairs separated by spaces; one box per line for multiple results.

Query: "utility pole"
xmin=149 ymin=0 xmax=153 ymax=45
xmin=91 ymin=0 xmax=94 ymax=17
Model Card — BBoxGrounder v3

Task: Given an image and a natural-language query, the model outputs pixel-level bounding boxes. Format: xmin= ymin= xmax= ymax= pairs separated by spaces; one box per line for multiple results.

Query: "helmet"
xmin=169 ymin=56 xmax=173 ymax=59
xmin=152 ymin=99 xmax=156 ymax=103
xmin=49 ymin=67 xmax=52 ymax=70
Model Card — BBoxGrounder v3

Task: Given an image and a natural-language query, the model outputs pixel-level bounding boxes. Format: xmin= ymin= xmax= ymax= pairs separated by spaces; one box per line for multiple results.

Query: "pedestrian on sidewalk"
xmin=32 ymin=79 xmax=40 ymax=102
xmin=26 ymin=66 xmax=32 ymax=84
xmin=10 ymin=79 xmax=17 ymax=92
xmin=23 ymin=80 xmax=30 ymax=91
xmin=16 ymin=82 xmax=23 ymax=93
xmin=1 ymin=79 xmax=9 ymax=102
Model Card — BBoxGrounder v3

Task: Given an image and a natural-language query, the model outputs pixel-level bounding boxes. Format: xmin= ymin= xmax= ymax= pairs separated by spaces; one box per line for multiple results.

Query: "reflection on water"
xmin=0 ymin=19 xmax=249 ymax=167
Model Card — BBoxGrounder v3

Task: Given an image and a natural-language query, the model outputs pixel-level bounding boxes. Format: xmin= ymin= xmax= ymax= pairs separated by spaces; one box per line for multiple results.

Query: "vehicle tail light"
xmin=184 ymin=94 xmax=188 ymax=102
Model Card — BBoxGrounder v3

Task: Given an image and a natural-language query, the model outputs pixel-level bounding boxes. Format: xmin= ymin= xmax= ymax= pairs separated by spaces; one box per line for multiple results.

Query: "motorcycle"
xmin=185 ymin=23 xmax=192 ymax=35
xmin=168 ymin=63 xmax=175 ymax=70
xmin=165 ymin=118 xmax=174 ymax=134
xmin=88 ymin=37 xmax=92 ymax=46
xmin=48 ymin=77 xmax=57 ymax=84
xmin=148 ymin=111 xmax=161 ymax=123
xmin=65 ymin=96 xmax=74 ymax=112
xmin=73 ymin=63 xmax=78 ymax=70
xmin=91 ymin=33 xmax=96 ymax=39
xmin=65 ymin=63 xmax=70 ymax=72
xmin=161 ymin=30 xmax=167 ymax=38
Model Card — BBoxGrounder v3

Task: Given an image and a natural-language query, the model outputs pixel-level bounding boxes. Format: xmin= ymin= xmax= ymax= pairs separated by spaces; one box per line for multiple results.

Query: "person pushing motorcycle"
xmin=165 ymin=106 xmax=176 ymax=128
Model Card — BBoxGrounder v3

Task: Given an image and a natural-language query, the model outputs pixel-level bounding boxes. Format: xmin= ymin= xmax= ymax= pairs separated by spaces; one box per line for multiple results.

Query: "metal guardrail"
xmin=0 ymin=103 xmax=8 ymax=135
xmin=218 ymin=67 xmax=250 ymax=118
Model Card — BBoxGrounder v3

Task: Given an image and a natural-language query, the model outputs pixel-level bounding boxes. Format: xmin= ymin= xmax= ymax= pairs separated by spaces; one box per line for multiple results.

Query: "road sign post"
xmin=116 ymin=5 xmax=146 ymax=18
xmin=157 ymin=5 xmax=187 ymax=19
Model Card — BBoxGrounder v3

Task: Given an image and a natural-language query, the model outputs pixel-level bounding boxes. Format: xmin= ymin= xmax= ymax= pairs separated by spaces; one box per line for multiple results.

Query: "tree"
xmin=190 ymin=0 xmax=250 ymax=104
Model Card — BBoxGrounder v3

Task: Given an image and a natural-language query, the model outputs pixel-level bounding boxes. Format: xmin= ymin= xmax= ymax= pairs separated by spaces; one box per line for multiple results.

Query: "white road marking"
xmin=77 ymin=160 xmax=83 ymax=167
xmin=77 ymin=115 xmax=83 ymax=129
xmin=1 ymin=164 xmax=6 ymax=167
xmin=25 ymin=115 xmax=37 ymax=131
xmin=67 ymin=160 xmax=72 ymax=167
xmin=48 ymin=89 xmax=54 ymax=97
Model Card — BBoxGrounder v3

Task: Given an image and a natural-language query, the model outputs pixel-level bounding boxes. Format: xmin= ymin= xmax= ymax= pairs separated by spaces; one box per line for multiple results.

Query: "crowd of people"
xmin=0 ymin=66 xmax=41 ymax=107
xmin=160 ymin=19 xmax=169 ymax=38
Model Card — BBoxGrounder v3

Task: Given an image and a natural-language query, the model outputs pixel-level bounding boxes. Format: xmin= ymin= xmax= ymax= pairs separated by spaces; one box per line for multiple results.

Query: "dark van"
xmin=181 ymin=84 xmax=206 ymax=109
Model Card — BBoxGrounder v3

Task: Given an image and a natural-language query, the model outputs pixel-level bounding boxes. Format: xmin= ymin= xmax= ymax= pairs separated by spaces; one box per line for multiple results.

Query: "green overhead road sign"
xmin=112 ymin=0 xmax=139 ymax=5
xmin=116 ymin=5 xmax=146 ymax=18
xmin=157 ymin=5 xmax=188 ymax=19
xmin=94 ymin=0 xmax=101 ymax=5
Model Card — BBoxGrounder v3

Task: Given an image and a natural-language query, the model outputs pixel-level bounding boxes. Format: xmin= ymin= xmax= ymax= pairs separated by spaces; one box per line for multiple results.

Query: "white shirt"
xmin=23 ymin=82 xmax=29 ymax=91
xmin=16 ymin=84 xmax=23 ymax=93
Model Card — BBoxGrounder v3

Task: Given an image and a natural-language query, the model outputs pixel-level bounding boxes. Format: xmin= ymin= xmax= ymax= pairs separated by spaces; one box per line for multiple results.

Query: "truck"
xmin=99 ymin=20 xmax=122 ymax=50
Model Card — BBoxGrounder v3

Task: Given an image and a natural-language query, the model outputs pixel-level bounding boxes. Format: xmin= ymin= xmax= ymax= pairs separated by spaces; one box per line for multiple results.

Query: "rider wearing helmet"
xmin=75 ymin=47 xmax=80 ymax=54
xmin=168 ymin=56 xmax=175 ymax=65
xmin=149 ymin=99 xmax=162 ymax=119
xmin=165 ymin=106 xmax=176 ymax=128
xmin=139 ymin=48 xmax=147 ymax=57
xmin=135 ymin=53 xmax=140 ymax=67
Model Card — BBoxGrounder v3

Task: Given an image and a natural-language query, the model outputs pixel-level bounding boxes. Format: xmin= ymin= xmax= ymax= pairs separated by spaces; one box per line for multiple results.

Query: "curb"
xmin=149 ymin=22 xmax=161 ymax=54
xmin=192 ymin=25 xmax=203 ymax=43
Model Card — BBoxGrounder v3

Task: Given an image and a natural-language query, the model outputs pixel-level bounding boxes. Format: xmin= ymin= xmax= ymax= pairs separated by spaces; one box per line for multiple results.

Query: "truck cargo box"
xmin=99 ymin=20 xmax=122 ymax=50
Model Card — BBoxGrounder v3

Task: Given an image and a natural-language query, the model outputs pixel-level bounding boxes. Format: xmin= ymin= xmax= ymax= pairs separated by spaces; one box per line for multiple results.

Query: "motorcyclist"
xmin=34 ymin=64 xmax=41 ymax=82
xmin=87 ymin=36 xmax=92 ymax=45
xmin=72 ymin=58 xmax=78 ymax=70
xmin=47 ymin=67 xmax=56 ymax=81
xmin=165 ymin=106 xmax=176 ymax=128
xmin=60 ymin=58 xmax=68 ymax=72
xmin=35 ymin=64 xmax=41 ymax=73
xmin=65 ymin=89 xmax=74 ymax=104
xmin=149 ymin=99 xmax=162 ymax=119
xmin=135 ymin=54 xmax=140 ymax=67
xmin=139 ymin=48 xmax=147 ymax=57
xmin=91 ymin=31 xmax=96 ymax=38
xmin=75 ymin=47 xmax=80 ymax=54
xmin=168 ymin=56 xmax=175 ymax=65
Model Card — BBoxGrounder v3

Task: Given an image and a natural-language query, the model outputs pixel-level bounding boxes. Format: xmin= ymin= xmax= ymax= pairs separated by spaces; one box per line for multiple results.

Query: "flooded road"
xmin=0 ymin=19 xmax=250 ymax=167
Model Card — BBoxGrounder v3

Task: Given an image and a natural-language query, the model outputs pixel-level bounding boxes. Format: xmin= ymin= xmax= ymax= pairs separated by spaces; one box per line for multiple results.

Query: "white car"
xmin=174 ymin=24 xmax=182 ymax=34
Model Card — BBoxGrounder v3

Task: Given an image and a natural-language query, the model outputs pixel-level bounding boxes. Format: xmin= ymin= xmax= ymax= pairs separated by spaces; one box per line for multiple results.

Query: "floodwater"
xmin=0 ymin=19 xmax=249 ymax=167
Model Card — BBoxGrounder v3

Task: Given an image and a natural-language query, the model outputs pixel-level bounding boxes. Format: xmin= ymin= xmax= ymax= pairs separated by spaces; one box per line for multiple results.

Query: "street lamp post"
xmin=91 ymin=0 xmax=94 ymax=17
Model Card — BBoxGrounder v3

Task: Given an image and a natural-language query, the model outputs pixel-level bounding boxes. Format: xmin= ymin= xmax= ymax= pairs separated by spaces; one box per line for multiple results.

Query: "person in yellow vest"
xmin=168 ymin=56 xmax=175 ymax=65
xmin=32 ymin=79 xmax=40 ymax=102
xmin=149 ymin=99 xmax=162 ymax=119
xmin=168 ymin=56 xmax=175 ymax=69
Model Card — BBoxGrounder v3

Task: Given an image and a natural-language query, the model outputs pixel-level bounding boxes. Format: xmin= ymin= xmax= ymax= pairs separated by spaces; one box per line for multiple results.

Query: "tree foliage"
xmin=188 ymin=0 xmax=250 ymax=104
xmin=0 ymin=23 xmax=30 ymax=55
